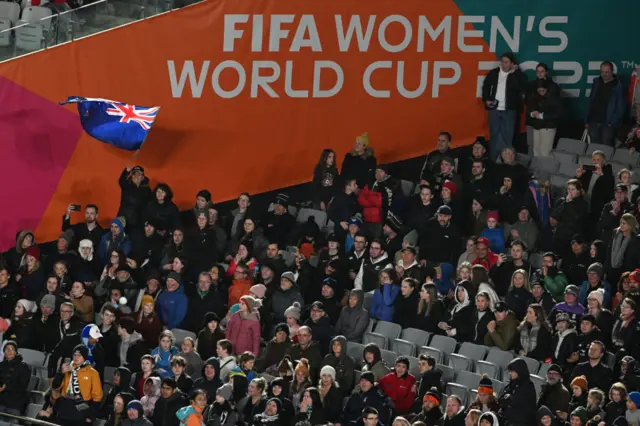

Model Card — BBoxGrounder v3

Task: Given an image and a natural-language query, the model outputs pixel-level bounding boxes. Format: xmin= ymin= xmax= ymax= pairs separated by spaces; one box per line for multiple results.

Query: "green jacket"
xmin=484 ymin=312 xmax=519 ymax=351
xmin=544 ymin=272 xmax=569 ymax=302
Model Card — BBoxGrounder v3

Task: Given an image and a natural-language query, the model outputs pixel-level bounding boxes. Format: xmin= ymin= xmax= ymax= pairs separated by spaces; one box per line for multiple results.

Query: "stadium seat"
xmin=612 ymin=148 xmax=640 ymax=166
xmin=19 ymin=349 xmax=46 ymax=367
xmin=400 ymin=328 xmax=432 ymax=347
xmin=420 ymin=346 xmax=443 ymax=364
xmin=260 ymin=373 xmax=275 ymax=382
xmin=610 ymin=162 xmax=626 ymax=176
xmin=491 ymin=379 xmax=505 ymax=395
xmin=363 ymin=293 xmax=373 ymax=311
xmin=528 ymin=253 xmax=543 ymax=270
xmin=585 ymin=143 xmax=614 ymax=159
xmin=363 ymin=332 xmax=387 ymax=349
xmin=354 ymin=370 xmax=361 ymax=384
xmin=437 ymin=363 xmax=455 ymax=384
xmin=530 ymin=156 xmax=558 ymax=175
xmin=347 ymin=342 xmax=365 ymax=363
xmin=605 ymin=351 xmax=616 ymax=370
xmin=21 ymin=6 xmax=52 ymax=26
xmin=446 ymin=383 xmax=470 ymax=406
xmin=391 ymin=339 xmax=416 ymax=356
xmin=27 ymin=375 xmax=39 ymax=392
xmin=551 ymin=151 xmax=577 ymax=166
xmin=456 ymin=370 xmax=482 ymax=390
xmin=296 ymin=208 xmax=327 ymax=229
xmin=557 ymin=160 xmax=578 ymax=177
xmin=556 ymin=138 xmax=586 ymax=155
xmin=0 ymin=19 xmax=10 ymax=48
xmin=94 ymin=420 xmax=107 ymax=426
xmin=537 ymin=363 xmax=551 ymax=377
xmin=25 ymin=403 xmax=43 ymax=419
xmin=550 ymin=174 xmax=569 ymax=195
xmin=171 ymin=328 xmax=196 ymax=346
xmin=448 ymin=353 xmax=472 ymax=372
xmin=485 ymin=348 xmax=514 ymax=371
xmin=29 ymin=390 xmax=45 ymax=405
xmin=577 ymin=155 xmax=592 ymax=166
xmin=408 ymin=356 xmax=420 ymax=377
xmin=429 ymin=335 xmax=457 ymax=362
xmin=530 ymin=374 xmax=544 ymax=396
xmin=457 ymin=342 xmax=488 ymax=363
xmin=516 ymin=153 xmax=531 ymax=167
xmin=104 ymin=366 xmax=118 ymax=382
xmin=309 ymin=256 xmax=319 ymax=267
xmin=476 ymin=360 xmax=500 ymax=379
xmin=15 ymin=22 xmax=44 ymax=52
xmin=374 ymin=321 xmax=402 ymax=341
xmin=0 ymin=1 xmax=20 ymax=24
xmin=521 ymin=356 xmax=541 ymax=374
xmin=400 ymin=180 xmax=415 ymax=198
xmin=380 ymin=349 xmax=397 ymax=367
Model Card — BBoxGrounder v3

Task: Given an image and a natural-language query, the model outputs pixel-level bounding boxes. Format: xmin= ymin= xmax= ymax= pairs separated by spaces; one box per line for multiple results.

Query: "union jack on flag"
xmin=60 ymin=96 xmax=161 ymax=151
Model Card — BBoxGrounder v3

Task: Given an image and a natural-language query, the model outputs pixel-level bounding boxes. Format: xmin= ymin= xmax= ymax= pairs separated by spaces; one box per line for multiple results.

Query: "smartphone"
xmin=582 ymin=165 xmax=596 ymax=172
xmin=70 ymin=204 xmax=82 ymax=211
xmin=63 ymin=357 xmax=71 ymax=365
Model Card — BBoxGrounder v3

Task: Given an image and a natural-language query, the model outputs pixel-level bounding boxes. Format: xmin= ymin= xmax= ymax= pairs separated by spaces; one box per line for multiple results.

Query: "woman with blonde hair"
xmin=341 ymin=133 xmax=377 ymax=189
xmin=608 ymin=213 xmax=639 ymax=285
xmin=416 ymin=282 xmax=445 ymax=334
xmin=465 ymin=409 xmax=481 ymax=426
xmin=457 ymin=262 xmax=472 ymax=284
xmin=16 ymin=246 xmax=45 ymax=301
xmin=393 ymin=417 xmax=411 ymax=426
xmin=506 ymin=269 xmax=533 ymax=320
xmin=317 ymin=365 xmax=341 ymax=424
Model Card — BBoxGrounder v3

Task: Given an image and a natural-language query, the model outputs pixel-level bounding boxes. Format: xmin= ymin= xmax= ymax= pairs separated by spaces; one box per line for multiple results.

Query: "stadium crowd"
xmin=0 ymin=55 xmax=638 ymax=426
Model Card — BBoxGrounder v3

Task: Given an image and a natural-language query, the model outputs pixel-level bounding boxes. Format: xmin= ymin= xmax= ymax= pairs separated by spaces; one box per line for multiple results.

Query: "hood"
xmin=330 ymin=335 xmax=347 ymax=357
xmin=118 ymin=391 xmax=136 ymax=408
xmin=348 ymin=289 xmax=364 ymax=311
xmin=268 ymin=377 xmax=290 ymax=399
xmin=507 ymin=358 xmax=531 ymax=381
xmin=203 ymin=356 xmax=221 ymax=379
xmin=15 ymin=230 xmax=34 ymax=254
xmin=363 ymin=343 xmax=382 ymax=365
xmin=144 ymin=376 xmax=161 ymax=397
xmin=454 ymin=281 xmax=472 ymax=308
xmin=115 ymin=367 xmax=133 ymax=390
xmin=478 ymin=411 xmax=499 ymax=426
xmin=371 ymin=252 xmax=389 ymax=265
xmin=238 ymin=310 xmax=260 ymax=322
xmin=537 ymin=405 xmax=553 ymax=422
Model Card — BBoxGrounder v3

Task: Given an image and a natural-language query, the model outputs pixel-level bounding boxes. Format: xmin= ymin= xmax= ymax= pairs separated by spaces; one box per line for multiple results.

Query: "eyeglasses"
xmin=60 ymin=310 xmax=73 ymax=314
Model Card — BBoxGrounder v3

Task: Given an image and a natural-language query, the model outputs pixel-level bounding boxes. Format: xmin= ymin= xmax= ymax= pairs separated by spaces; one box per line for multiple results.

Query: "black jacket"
xmin=142 ymin=200 xmax=180 ymax=235
xmin=328 ymin=191 xmax=360 ymax=226
xmin=403 ymin=196 xmax=440 ymax=235
xmin=571 ymin=360 xmax=613 ymax=393
xmin=47 ymin=317 xmax=85 ymax=378
xmin=551 ymin=330 xmax=579 ymax=372
xmin=342 ymin=386 xmax=392 ymax=426
xmin=183 ymin=289 xmax=226 ymax=333
xmin=101 ymin=367 xmax=136 ymax=418
xmin=526 ymin=90 xmax=563 ymax=129
xmin=551 ymin=195 xmax=589 ymax=250
xmin=262 ymin=212 xmax=295 ymax=249
xmin=513 ymin=324 xmax=553 ymax=362
xmin=0 ymin=353 xmax=31 ymax=411
xmin=498 ymin=358 xmax=537 ymax=426
xmin=578 ymin=165 xmax=615 ymax=224
xmin=419 ymin=218 xmax=461 ymax=264
xmin=303 ymin=315 xmax=335 ymax=357
xmin=538 ymin=382 xmax=570 ymax=415
xmin=341 ymin=150 xmax=377 ymax=189
xmin=0 ymin=284 xmax=18 ymax=319
xmin=118 ymin=168 xmax=152 ymax=228
xmin=482 ymin=67 xmax=528 ymax=111
xmin=151 ymin=391 xmax=188 ymax=426
xmin=392 ymin=290 xmax=420 ymax=329
xmin=62 ymin=218 xmax=105 ymax=251
xmin=473 ymin=309 xmax=495 ymax=345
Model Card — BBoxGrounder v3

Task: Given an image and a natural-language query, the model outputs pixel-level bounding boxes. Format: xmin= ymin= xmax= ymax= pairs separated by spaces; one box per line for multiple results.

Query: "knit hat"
xmin=285 ymin=302 xmax=302 ymax=320
xmin=111 ymin=216 xmax=127 ymax=233
xmin=203 ymin=312 xmax=219 ymax=325
xmin=587 ymin=262 xmax=604 ymax=278
xmin=281 ymin=271 xmax=296 ymax=285
xmin=127 ymin=400 xmax=143 ymax=418
xmin=436 ymin=205 xmax=452 ymax=216
xmin=320 ymin=365 xmax=336 ymax=381
xmin=267 ymin=397 xmax=282 ymax=413
xmin=588 ymin=289 xmax=604 ymax=306
xmin=17 ymin=299 xmax=37 ymax=314
xmin=274 ymin=323 xmax=289 ymax=337
xmin=73 ymin=344 xmax=89 ymax=360
xmin=240 ymin=295 xmax=257 ymax=312
xmin=250 ymin=284 xmax=267 ymax=299
xmin=571 ymin=375 xmax=588 ymax=392
xmin=629 ymin=392 xmax=640 ymax=408
xmin=197 ymin=189 xmax=212 ymax=202
xmin=3 ymin=340 xmax=18 ymax=353
xmin=357 ymin=132 xmax=370 ymax=147
xmin=360 ymin=371 xmax=375 ymax=385
xmin=348 ymin=215 xmax=363 ymax=227
xmin=442 ymin=180 xmax=457 ymax=196
xmin=423 ymin=388 xmax=440 ymax=406
xmin=166 ymin=272 xmax=181 ymax=286
xmin=581 ymin=314 xmax=597 ymax=326
xmin=384 ymin=214 xmax=402 ymax=234
xmin=229 ymin=304 xmax=241 ymax=315
xmin=217 ymin=383 xmax=233 ymax=401
xmin=40 ymin=294 xmax=56 ymax=310
xmin=547 ymin=364 xmax=562 ymax=375
xmin=478 ymin=375 xmax=493 ymax=395
xmin=59 ymin=229 xmax=74 ymax=247
xmin=141 ymin=295 xmax=155 ymax=308
xmin=327 ymin=233 xmax=340 ymax=243
xmin=274 ymin=193 xmax=289 ymax=208
xmin=239 ymin=239 xmax=253 ymax=254
xmin=555 ymin=311 xmax=572 ymax=325
xmin=487 ymin=211 xmax=499 ymax=222
xmin=564 ymin=285 xmax=579 ymax=297
xmin=571 ymin=406 xmax=588 ymax=424
xmin=294 ymin=358 xmax=309 ymax=377
xmin=25 ymin=245 xmax=40 ymax=261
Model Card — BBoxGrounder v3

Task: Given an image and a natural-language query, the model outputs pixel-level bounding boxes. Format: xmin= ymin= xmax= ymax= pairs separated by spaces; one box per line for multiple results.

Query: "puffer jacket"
xmin=369 ymin=284 xmax=400 ymax=322
xmin=0 ymin=351 xmax=31 ymax=410
xmin=53 ymin=362 xmax=104 ymax=417
xmin=335 ymin=289 xmax=369 ymax=343
xmin=226 ymin=311 xmax=260 ymax=356
xmin=270 ymin=284 xmax=304 ymax=324
xmin=157 ymin=284 xmax=188 ymax=330
xmin=358 ymin=185 xmax=383 ymax=223
xmin=140 ymin=376 xmax=161 ymax=418
xmin=321 ymin=336 xmax=356 ymax=393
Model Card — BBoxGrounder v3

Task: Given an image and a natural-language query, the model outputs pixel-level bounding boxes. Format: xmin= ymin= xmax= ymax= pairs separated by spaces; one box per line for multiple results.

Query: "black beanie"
xmin=203 ymin=312 xmax=219 ymax=326
xmin=360 ymin=371 xmax=375 ymax=385
xmin=73 ymin=344 xmax=89 ymax=360
xmin=197 ymin=189 xmax=212 ymax=202
xmin=267 ymin=397 xmax=282 ymax=413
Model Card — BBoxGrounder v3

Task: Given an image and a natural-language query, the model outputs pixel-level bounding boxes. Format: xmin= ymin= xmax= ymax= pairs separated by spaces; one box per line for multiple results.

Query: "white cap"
xmin=88 ymin=325 xmax=103 ymax=339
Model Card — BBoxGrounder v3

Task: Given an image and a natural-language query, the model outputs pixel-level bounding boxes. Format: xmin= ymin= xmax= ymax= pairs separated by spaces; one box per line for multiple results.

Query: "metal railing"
xmin=0 ymin=0 xmax=202 ymax=62
xmin=0 ymin=410 xmax=59 ymax=426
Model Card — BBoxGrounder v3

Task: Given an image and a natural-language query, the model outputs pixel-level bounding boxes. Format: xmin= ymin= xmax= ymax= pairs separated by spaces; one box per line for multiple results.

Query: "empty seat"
xmin=556 ymin=138 xmax=586 ymax=155
xmin=20 ymin=349 xmax=46 ymax=367
xmin=530 ymin=156 xmax=558 ymax=175
xmin=448 ymin=353 xmax=472 ymax=372
xmin=25 ymin=403 xmax=43 ymax=419
xmin=21 ymin=6 xmax=52 ymax=26
xmin=374 ymin=321 xmax=402 ymax=340
xmin=446 ymin=383 xmax=470 ymax=406
xmin=354 ymin=370 xmax=361 ymax=384
xmin=365 ymin=318 xmax=376 ymax=333
xmin=610 ymin=162 xmax=626 ymax=177
xmin=486 ymin=347 xmax=514 ymax=370
xmin=94 ymin=420 xmax=107 ymax=426
xmin=347 ymin=342 xmax=365 ymax=365
xmin=516 ymin=153 xmax=531 ymax=167
xmin=0 ymin=19 xmax=10 ymax=48
xmin=458 ymin=342 xmax=488 ymax=363
xmin=437 ymin=363 xmax=455 ymax=384
xmin=171 ymin=328 xmax=196 ymax=346
xmin=392 ymin=339 xmax=416 ymax=356
xmin=420 ymin=346 xmax=443 ymax=364
xmin=400 ymin=180 xmax=415 ymax=198
xmin=530 ymin=374 xmax=544 ymax=396
xmin=521 ymin=356 xmax=541 ymax=374
xmin=27 ymin=375 xmax=39 ymax=392
xmin=550 ymin=174 xmax=569 ymax=194
xmin=456 ymin=370 xmax=482 ymax=390
xmin=476 ymin=360 xmax=499 ymax=379
xmin=605 ymin=351 xmax=616 ymax=370
xmin=260 ymin=373 xmax=276 ymax=382
xmin=363 ymin=293 xmax=374 ymax=311
xmin=430 ymin=335 xmax=457 ymax=362
xmin=104 ymin=366 xmax=118 ymax=382
xmin=491 ymin=379 xmax=505 ymax=395
xmin=552 ymin=151 xmax=577 ymax=166
xmin=585 ymin=143 xmax=615 ymax=159
xmin=578 ymin=155 xmax=592 ymax=166
xmin=401 ymin=328 xmax=432 ymax=347
xmin=297 ymin=208 xmax=327 ymax=229
xmin=0 ymin=1 xmax=20 ymax=24
xmin=363 ymin=332 xmax=387 ymax=349
xmin=380 ymin=349 xmax=397 ymax=367
xmin=29 ymin=390 xmax=45 ymax=405
xmin=537 ymin=363 xmax=551 ymax=377
xmin=407 ymin=356 xmax=420 ymax=377
xmin=612 ymin=148 xmax=640 ymax=166
xmin=557 ymin=160 xmax=578 ymax=177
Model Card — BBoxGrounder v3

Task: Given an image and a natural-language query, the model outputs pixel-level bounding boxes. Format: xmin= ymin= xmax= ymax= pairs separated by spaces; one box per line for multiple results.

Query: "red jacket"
xmin=358 ymin=186 xmax=383 ymax=223
xmin=472 ymin=251 xmax=499 ymax=270
xmin=378 ymin=371 xmax=416 ymax=412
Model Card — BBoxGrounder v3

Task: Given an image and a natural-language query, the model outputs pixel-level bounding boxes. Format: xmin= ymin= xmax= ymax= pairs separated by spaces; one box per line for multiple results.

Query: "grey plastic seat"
xmin=486 ymin=347 xmax=514 ymax=370
xmin=400 ymin=180 xmax=415 ymax=198
xmin=537 ymin=363 xmax=551 ymax=377
xmin=585 ymin=143 xmax=614 ymax=159
xmin=420 ymin=346 xmax=443 ymax=364
xmin=437 ymin=363 xmax=455 ymax=384
xmin=550 ymin=174 xmax=569 ymax=194
xmin=171 ymin=328 xmax=196 ymax=346
xmin=363 ymin=332 xmax=387 ymax=349
xmin=19 ymin=349 xmax=46 ymax=366
xmin=25 ymin=403 xmax=43 ymax=419
xmin=556 ymin=138 xmax=586 ymax=155
xmin=520 ymin=356 xmax=541 ymax=374
xmin=528 ymin=253 xmax=543 ymax=270
xmin=94 ymin=420 xmax=107 ymax=426
xmin=448 ymin=353 xmax=472 ymax=372
xmin=530 ymin=374 xmax=544 ymax=396
xmin=363 ymin=293 xmax=374 ymax=311
xmin=400 ymin=328 xmax=432 ymax=347
xmin=347 ymin=342 xmax=365 ymax=363
xmin=392 ymin=339 xmax=416 ymax=356
xmin=446 ymin=383 xmax=469 ymax=406
xmin=374 ymin=321 xmax=402 ymax=340
xmin=613 ymin=148 xmax=640 ymax=166
xmin=557 ymin=160 xmax=578 ymax=177
xmin=104 ymin=366 xmax=118 ymax=381
xmin=516 ymin=153 xmax=531 ymax=167
xmin=29 ymin=390 xmax=45 ymax=405
xmin=381 ymin=349 xmax=397 ymax=367
xmin=605 ymin=351 xmax=616 ymax=370
xmin=354 ymin=370 xmax=361 ymax=384
xmin=610 ymin=162 xmax=626 ymax=176
xmin=552 ymin=151 xmax=577 ymax=166
xmin=476 ymin=360 xmax=500 ymax=379
xmin=297 ymin=208 xmax=327 ymax=229
xmin=408 ymin=356 xmax=420 ymax=377
xmin=27 ymin=375 xmax=39 ymax=392
xmin=309 ymin=256 xmax=319 ymax=268
xmin=458 ymin=342 xmax=488 ymax=363
xmin=530 ymin=156 xmax=558 ymax=174
xmin=491 ymin=379 xmax=505 ymax=395
xmin=430 ymin=335 xmax=457 ymax=362
xmin=578 ymin=155 xmax=592 ymax=166
xmin=365 ymin=318 xmax=376 ymax=333
xmin=456 ymin=370 xmax=482 ymax=390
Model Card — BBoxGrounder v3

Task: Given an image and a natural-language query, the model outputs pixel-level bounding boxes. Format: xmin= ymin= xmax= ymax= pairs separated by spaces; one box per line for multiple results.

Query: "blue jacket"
xmin=369 ymin=284 xmax=400 ymax=322
xmin=579 ymin=280 xmax=612 ymax=308
xmin=586 ymin=76 xmax=625 ymax=126
xmin=480 ymin=227 xmax=505 ymax=254
xmin=98 ymin=232 xmax=132 ymax=264
xmin=157 ymin=287 xmax=188 ymax=330
xmin=152 ymin=345 xmax=179 ymax=377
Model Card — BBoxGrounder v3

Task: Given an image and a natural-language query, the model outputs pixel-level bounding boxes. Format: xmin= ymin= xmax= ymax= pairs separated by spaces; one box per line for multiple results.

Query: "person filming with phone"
xmin=62 ymin=203 xmax=104 ymax=251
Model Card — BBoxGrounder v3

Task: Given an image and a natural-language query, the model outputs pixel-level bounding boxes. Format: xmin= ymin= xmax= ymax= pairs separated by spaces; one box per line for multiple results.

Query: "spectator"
xmin=605 ymin=383 xmax=628 ymax=424
xmin=101 ymin=367 xmax=136 ymax=418
xmin=192 ymin=358 xmax=221 ymax=405
xmin=485 ymin=301 xmax=518 ymax=350
xmin=538 ymin=364 xmax=571 ymax=416
xmin=439 ymin=281 xmax=475 ymax=342
xmin=226 ymin=241 xmax=257 ymax=280
xmin=585 ymin=290 xmax=614 ymax=348
xmin=480 ymin=211 xmax=505 ymax=254
xmin=473 ymin=291 xmax=495 ymax=345
xmin=569 ymin=376 xmax=588 ymax=416
xmin=328 ymin=178 xmax=360 ymax=233
xmin=335 ymin=289 xmax=369 ymax=343
xmin=608 ymin=213 xmax=639 ymax=285
xmin=473 ymin=237 xmax=500 ymax=271
xmin=196 ymin=312 xmax=224 ymax=361
xmin=216 ymin=340 xmax=236 ymax=382
xmin=0 ymin=340 xmax=30 ymax=415
xmin=156 ymin=273 xmax=188 ymax=330
xmin=5 ymin=298 xmax=36 ymax=349
xmin=550 ymin=285 xmax=586 ymax=325
xmin=506 ymin=268 xmax=533 ymax=320
xmin=362 ymin=343 xmax=390 ymax=382
xmin=498 ymin=358 xmax=537 ymax=426
xmin=267 ymin=378 xmax=294 ymax=426
xmin=117 ymin=166 xmax=151 ymax=229
xmin=441 ymin=395 xmax=466 ymax=426
xmin=472 ymin=264 xmax=499 ymax=310
xmin=122 ymin=399 xmax=153 ymax=426
xmin=202 ymin=384 xmax=238 ymax=426
xmin=76 ymin=239 xmax=102 ymax=283
xmin=612 ymin=298 xmax=640 ymax=357
xmin=252 ymin=397 xmax=284 ymax=426
xmin=16 ymin=245 xmax=45 ymax=301
xmin=412 ymin=387 xmax=442 ymax=425
xmin=355 ymin=239 xmax=393 ymax=293
xmin=404 ymin=185 xmax=439 ymax=235
xmin=416 ymin=282 xmax=446 ymax=334
xmin=47 ymin=302 xmax=84 ymax=379
xmin=312 ymin=149 xmax=339 ymax=210
xmin=321 ymin=335 xmax=356 ymax=393
xmin=177 ymin=337 xmax=202 ymax=379
xmin=628 ymin=392 xmax=640 ymax=426
xmin=552 ymin=312 xmax=579 ymax=374
xmin=466 ymin=409 xmax=482 ymax=426
xmin=551 ymin=179 xmax=589 ymax=257
xmin=296 ymin=387 xmax=327 ymax=425
xmin=504 ymin=207 xmax=539 ymax=252
xmin=263 ymin=194 xmax=295 ymax=249
xmin=393 ymin=277 xmax=420 ymax=329
xmin=481 ymin=52 xmax=528 ymax=160
xmin=153 ymin=330 xmax=179 ymax=378
xmin=342 ymin=372 xmax=392 ymax=426
xmin=342 ymin=133 xmax=377 ymax=190
xmin=99 ymin=217 xmax=133 ymax=264
xmin=317 ymin=365 xmax=342 ymax=424
xmin=227 ymin=262 xmax=253 ymax=308
xmin=418 ymin=131 xmax=457 ymax=179
xmin=458 ymin=237 xmax=478 ymax=267
xmin=151 ymin=377 xmax=187 ymax=426
xmin=369 ymin=268 xmax=400 ymax=322
xmin=228 ymin=217 xmax=269 ymax=262
xmin=379 ymin=357 xmax=416 ymax=416
xmin=599 ymin=184 xmax=633 ymax=246
xmin=286 ymin=326 xmax=322 ymax=380
xmin=142 ymin=183 xmax=180 ymax=236
xmin=132 ymin=355 xmax=160 ymax=399
xmin=571 ymin=341 xmax=612 ymax=392
xmin=585 ymin=61 xmax=625 ymax=147
xmin=576 ymin=314 xmax=606 ymax=363
xmin=134 ymin=295 xmax=162 ymax=349
xmin=531 ymin=281 xmax=555 ymax=317
xmin=415 ymin=354 xmax=442 ymax=402
xmin=80 ymin=323 xmax=106 ymax=381
xmin=290 ymin=358 xmax=312 ymax=411
xmin=468 ymin=375 xmax=500 ymax=413
xmin=514 ymin=304 xmax=553 ymax=361
xmin=586 ymin=388 xmax=606 ymax=421
xmin=527 ymin=78 xmax=562 ymax=157
xmin=226 ymin=295 xmax=261 ymax=356
xmin=104 ymin=392 xmax=134 ymax=426
xmin=52 ymin=344 xmax=103 ymax=426
xmin=118 ymin=318 xmax=150 ymax=374
xmin=169 ymin=356 xmax=193 ymax=394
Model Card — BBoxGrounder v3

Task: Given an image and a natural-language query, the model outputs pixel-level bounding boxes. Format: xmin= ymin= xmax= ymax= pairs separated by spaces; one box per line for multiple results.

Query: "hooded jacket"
xmin=118 ymin=168 xmax=151 ymax=228
xmin=0 ymin=350 xmax=31 ymax=410
xmin=193 ymin=358 xmax=222 ymax=405
xmin=342 ymin=384 xmax=391 ymax=426
xmin=378 ymin=370 xmax=416 ymax=413
xmin=151 ymin=389 xmax=188 ymax=426
xmin=355 ymin=252 xmax=393 ymax=293
xmin=361 ymin=343 xmax=390 ymax=382
xmin=157 ymin=283 xmax=188 ymax=330
xmin=445 ymin=281 xmax=476 ymax=342
xmin=392 ymin=287 xmax=420 ymax=329
xmin=370 ymin=283 xmax=400 ymax=323
xmin=335 ymin=289 xmax=369 ymax=343
xmin=140 ymin=377 xmax=161 ymax=417
xmin=499 ymin=358 xmax=537 ymax=426
xmin=303 ymin=314 xmax=335 ymax=355
xmin=226 ymin=310 xmax=260 ymax=356
xmin=101 ymin=367 xmax=137 ymax=418
xmin=270 ymin=283 xmax=305 ymax=324
xmin=321 ymin=335 xmax=356 ymax=393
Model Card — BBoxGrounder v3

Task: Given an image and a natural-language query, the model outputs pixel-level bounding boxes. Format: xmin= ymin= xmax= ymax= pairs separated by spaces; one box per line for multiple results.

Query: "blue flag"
xmin=61 ymin=96 xmax=160 ymax=151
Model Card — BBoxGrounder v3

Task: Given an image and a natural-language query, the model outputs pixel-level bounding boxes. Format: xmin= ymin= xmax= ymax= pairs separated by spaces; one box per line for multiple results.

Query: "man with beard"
xmin=419 ymin=205 xmax=461 ymax=266
xmin=62 ymin=203 xmax=104 ymax=251
xmin=571 ymin=341 xmax=612 ymax=392
xmin=418 ymin=131 xmax=457 ymax=179
xmin=412 ymin=388 xmax=442 ymax=426
xmin=538 ymin=364 xmax=570 ymax=415
xmin=354 ymin=239 xmax=392 ymax=293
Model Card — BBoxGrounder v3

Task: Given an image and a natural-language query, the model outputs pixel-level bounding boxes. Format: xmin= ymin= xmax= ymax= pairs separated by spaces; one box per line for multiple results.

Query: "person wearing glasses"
xmin=47 ymin=302 xmax=84 ymax=380
xmin=0 ymin=340 xmax=31 ymax=416
xmin=286 ymin=326 xmax=322 ymax=380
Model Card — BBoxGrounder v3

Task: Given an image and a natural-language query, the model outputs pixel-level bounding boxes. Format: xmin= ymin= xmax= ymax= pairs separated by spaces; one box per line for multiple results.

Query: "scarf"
xmin=611 ymin=231 xmax=631 ymax=268
xmin=529 ymin=182 xmax=551 ymax=226
xmin=519 ymin=323 xmax=540 ymax=354
xmin=68 ymin=361 xmax=90 ymax=401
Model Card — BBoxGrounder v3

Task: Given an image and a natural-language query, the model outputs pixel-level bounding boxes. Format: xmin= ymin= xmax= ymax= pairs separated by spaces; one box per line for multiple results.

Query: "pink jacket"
xmin=225 ymin=311 xmax=260 ymax=355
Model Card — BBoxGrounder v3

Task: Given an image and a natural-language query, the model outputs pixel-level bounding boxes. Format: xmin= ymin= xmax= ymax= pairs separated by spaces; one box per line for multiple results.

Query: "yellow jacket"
xmin=55 ymin=364 xmax=103 ymax=403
